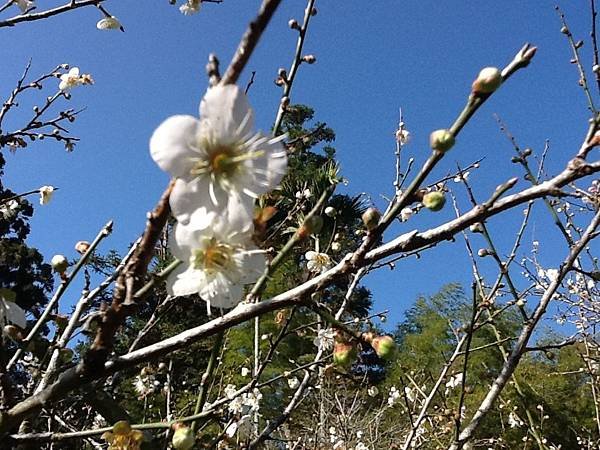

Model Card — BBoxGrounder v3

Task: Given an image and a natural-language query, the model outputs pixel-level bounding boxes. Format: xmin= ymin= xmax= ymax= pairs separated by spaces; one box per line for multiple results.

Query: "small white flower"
xmin=133 ymin=374 xmax=156 ymax=398
xmin=96 ymin=15 xmax=122 ymax=31
xmin=224 ymin=384 xmax=237 ymax=399
xmin=166 ymin=211 xmax=267 ymax=312
xmin=387 ymin=386 xmax=401 ymax=407
xmin=305 ymin=250 xmax=332 ymax=274
xmin=150 ymin=84 xmax=287 ymax=224
xmin=241 ymin=367 xmax=250 ymax=377
xmin=59 ymin=68 xmax=81 ymax=91
xmin=367 ymin=385 xmax=379 ymax=397
xmin=395 ymin=128 xmax=411 ymax=145
xmin=400 ymin=207 xmax=413 ymax=221
xmin=453 ymin=171 xmax=470 ymax=183
xmin=356 ymin=442 xmax=369 ymax=450
xmin=508 ymin=411 xmax=524 ymax=428
xmin=313 ymin=328 xmax=335 ymax=351
xmin=331 ymin=241 xmax=341 ymax=252
xmin=445 ymin=373 xmax=463 ymax=390
xmin=14 ymin=0 xmax=34 ymax=13
xmin=180 ymin=0 xmax=201 ymax=15
xmin=287 ymin=377 xmax=300 ymax=389
xmin=39 ymin=186 xmax=54 ymax=205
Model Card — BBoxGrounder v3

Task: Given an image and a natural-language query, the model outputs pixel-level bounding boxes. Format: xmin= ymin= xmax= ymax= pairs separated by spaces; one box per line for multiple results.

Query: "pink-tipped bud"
xmin=472 ymin=67 xmax=502 ymax=94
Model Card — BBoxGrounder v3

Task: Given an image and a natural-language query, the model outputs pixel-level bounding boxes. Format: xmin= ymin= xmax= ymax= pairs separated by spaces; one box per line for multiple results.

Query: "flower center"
xmin=190 ymin=238 xmax=234 ymax=273
xmin=189 ymin=142 xmax=266 ymax=181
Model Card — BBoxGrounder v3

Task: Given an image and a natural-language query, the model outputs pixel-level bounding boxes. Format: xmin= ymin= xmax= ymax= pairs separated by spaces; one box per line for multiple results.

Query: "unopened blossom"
xmin=96 ymin=15 xmax=123 ymax=31
xmin=167 ymin=212 xmax=266 ymax=311
xmin=331 ymin=241 xmax=341 ymax=252
xmin=367 ymin=385 xmax=379 ymax=397
xmin=305 ymin=250 xmax=331 ymax=274
xmin=14 ymin=0 xmax=34 ymax=13
xmin=180 ymin=0 xmax=201 ymax=15
xmin=150 ymin=84 xmax=287 ymax=224
xmin=39 ymin=185 xmax=54 ymax=205
xmin=287 ymin=376 xmax=300 ymax=389
xmin=50 ymin=254 xmax=68 ymax=274
xmin=241 ymin=367 xmax=250 ymax=377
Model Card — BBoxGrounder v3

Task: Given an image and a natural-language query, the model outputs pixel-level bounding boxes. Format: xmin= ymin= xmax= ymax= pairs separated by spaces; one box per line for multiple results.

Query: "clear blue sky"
xmin=1 ymin=1 xmax=593 ymax=328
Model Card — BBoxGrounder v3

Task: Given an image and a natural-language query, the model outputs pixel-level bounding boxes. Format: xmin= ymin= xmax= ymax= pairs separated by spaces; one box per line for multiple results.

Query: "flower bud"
xmin=75 ymin=241 xmax=91 ymax=254
xmin=422 ymin=191 xmax=446 ymax=211
xmin=362 ymin=207 xmax=381 ymax=230
xmin=51 ymin=254 xmax=69 ymax=274
xmin=469 ymin=222 xmax=484 ymax=233
xmin=112 ymin=420 xmax=131 ymax=435
xmin=477 ymin=248 xmax=491 ymax=257
xmin=324 ymin=206 xmax=337 ymax=217
xmin=302 ymin=54 xmax=317 ymax=64
xmin=429 ymin=129 xmax=455 ymax=152
xmin=298 ymin=215 xmax=323 ymax=238
xmin=472 ymin=67 xmax=502 ymax=94
xmin=288 ymin=19 xmax=300 ymax=30
xmin=372 ymin=335 xmax=396 ymax=360
xmin=395 ymin=129 xmax=411 ymax=145
xmin=172 ymin=425 xmax=195 ymax=450
xmin=333 ymin=342 xmax=356 ymax=368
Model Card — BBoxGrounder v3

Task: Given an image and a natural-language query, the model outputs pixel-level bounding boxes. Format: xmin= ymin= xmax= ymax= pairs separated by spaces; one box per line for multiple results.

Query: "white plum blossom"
xmin=404 ymin=386 xmax=416 ymax=402
xmin=133 ymin=373 xmax=156 ymax=399
xmin=305 ymin=250 xmax=332 ymax=274
xmin=228 ymin=388 xmax=262 ymax=416
xmin=180 ymin=0 xmax=201 ymax=15
xmin=367 ymin=385 xmax=379 ymax=397
xmin=241 ymin=367 xmax=250 ymax=377
xmin=387 ymin=386 xmax=401 ymax=407
xmin=39 ymin=185 xmax=54 ymax=205
xmin=508 ymin=411 xmax=524 ymax=428
xmin=14 ymin=0 xmax=34 ymax=13
xmin=59 ymin=68 xmax=80 ymax=91
xmin=96 ymin=16 xmax=122 ymax=31
xmin=400 ymin=207 xmax=413 ymax=222
xmin=150 ymin=84 xmax=287 ymax=224
xmin=166 ymin=212 xmax=266 ymax=312
xmin=395 ymin=128 xmax=411 ymax=145
xmin=313 ymin=328 xmax=335 ymax=352
xmin=445 ymin=372 xmax=464 ymax=390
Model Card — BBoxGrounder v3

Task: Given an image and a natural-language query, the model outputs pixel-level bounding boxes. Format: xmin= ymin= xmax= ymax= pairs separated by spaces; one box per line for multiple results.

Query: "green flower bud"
xmin=298 ymin=215 xmax=323 ymax=238
xmin=429 ymin=129 xmax=455 ymax=152
xmin=361 ymin=207 xmax=381 ymax=231
xmin=112 ymin=420 xmax=131 ymax=435
xmin=422 ymin=191 xmax=446 ymax=211
xmin=333 ymin=342 xmax=356 ymax=368
xmin=372 ymin=335 xmax=396 ymax=360
xmin=472 ymin=67 xmax=502 ymax=94
xmin=172 ymin=426 xmax=195 ymax=450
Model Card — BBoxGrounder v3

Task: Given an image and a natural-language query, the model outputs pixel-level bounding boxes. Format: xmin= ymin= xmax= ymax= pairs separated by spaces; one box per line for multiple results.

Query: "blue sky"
xmin=1 ymin=1 xmax=594 ymax=328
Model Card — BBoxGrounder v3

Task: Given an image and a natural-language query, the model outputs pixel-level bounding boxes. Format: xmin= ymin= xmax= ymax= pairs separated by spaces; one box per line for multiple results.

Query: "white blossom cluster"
xmin=150 ymin=84 xmax=287 ymax=312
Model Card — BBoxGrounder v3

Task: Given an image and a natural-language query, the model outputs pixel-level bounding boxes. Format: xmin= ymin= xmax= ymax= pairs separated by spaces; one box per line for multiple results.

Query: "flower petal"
xmin=150 ymin=115 xmax=201 ymax=179
xmin=200 ymin=85 xmax=254 ymax=142
xmin=167 ymin=265 xmax=201 ymax=297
